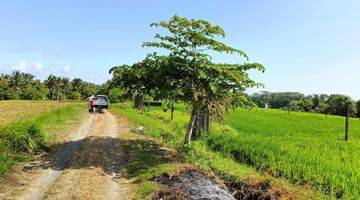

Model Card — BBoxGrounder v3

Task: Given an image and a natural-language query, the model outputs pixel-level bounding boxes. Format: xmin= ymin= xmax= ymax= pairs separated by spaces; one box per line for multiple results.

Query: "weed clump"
xmin=0 ymin=103 xmax=84 ymax=174
xmin=2 ymin=123 xmax=46 ymax=153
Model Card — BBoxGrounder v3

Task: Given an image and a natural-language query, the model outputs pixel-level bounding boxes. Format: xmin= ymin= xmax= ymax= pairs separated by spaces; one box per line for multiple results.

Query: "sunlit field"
xmin=0 ymin=101 xmax=71 ymax=127
xmin=0 ymin=101 xmax=85 ymax=174
xmin=113 ymin=103 xmax=324 ymax=199
xmin=207 ymin=108 xmax=360 ymax=198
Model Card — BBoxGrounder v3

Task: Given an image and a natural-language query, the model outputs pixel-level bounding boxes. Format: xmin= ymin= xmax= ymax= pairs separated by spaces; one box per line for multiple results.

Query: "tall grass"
xmin=206 ymin=108 xmax=360 ymax=199
xmin=0 ymin=103 xmax=85 ymax=174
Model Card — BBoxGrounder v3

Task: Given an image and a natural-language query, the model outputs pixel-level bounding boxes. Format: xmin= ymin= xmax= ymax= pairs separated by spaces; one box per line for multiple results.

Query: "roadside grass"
xmin=112 ymin=103 xmax=322 ymax=199
xmin=215 ymin=108 xmax=360 ymax=199
xmin=0 ymin=102 xmax=86 ymax=175
xmin=118 ymin=132 xmax=177 ymax=199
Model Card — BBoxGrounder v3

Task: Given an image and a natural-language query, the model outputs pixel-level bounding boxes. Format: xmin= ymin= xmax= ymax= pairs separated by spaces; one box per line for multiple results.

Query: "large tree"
xmin=110 ymin=63 xmax=144 ymax=109
xmin=44 ymin=75 xmax=60 ymax=100
xmin=251 ymin=91 xmax=271 ymax=108
xmin=267 ymin=92 xmax=305 ymax=109
xmin=140 ymin=16 xmax=264 ymax=143
xmin=7 ymin=71 xmax=35 ymax=99
xmin=326 ymin=94 xmax=357 ymax=116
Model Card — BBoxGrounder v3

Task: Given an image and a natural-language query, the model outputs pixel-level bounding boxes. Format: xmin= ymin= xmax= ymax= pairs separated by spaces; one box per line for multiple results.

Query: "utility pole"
xmin=345 ymin=104 xmax=350 ymax=141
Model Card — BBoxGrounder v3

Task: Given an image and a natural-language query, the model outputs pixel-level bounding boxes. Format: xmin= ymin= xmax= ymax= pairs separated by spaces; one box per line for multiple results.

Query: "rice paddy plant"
xmin=206 ymin=108 xmax=360 ymax=199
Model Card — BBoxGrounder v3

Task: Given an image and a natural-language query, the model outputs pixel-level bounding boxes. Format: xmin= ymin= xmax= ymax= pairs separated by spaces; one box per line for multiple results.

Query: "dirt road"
xmin=0 ymin=110 xmax=132 ymax=200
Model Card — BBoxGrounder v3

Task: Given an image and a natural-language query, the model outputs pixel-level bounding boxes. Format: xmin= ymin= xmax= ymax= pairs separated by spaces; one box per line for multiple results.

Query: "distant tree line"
xmin=251 ymin=91 xmax=360 ymax=117
xmin=0 ymin=70 xmax=97 ymax=101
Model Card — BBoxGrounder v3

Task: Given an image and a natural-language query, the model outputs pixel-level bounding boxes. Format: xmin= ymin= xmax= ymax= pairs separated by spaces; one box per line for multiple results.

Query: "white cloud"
xmin=33 ymin=62 xmax=43 ymax=71
xmin=7 ymin=61 xmax=74 ymax=81
xmin=11 ymin=60 xmax=29 ymax=71
xmin=63 ymin=66 xmax=70 ymax=73
xmin=11 ymin=61 xmax=44 ymax=72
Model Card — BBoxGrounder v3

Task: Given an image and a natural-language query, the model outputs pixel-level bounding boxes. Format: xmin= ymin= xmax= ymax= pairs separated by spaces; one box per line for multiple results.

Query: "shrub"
xmin=108 ymin=87 xmax=127 ymax=103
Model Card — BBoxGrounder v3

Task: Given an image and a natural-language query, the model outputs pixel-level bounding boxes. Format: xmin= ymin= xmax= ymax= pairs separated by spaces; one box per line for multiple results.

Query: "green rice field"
xmin=207 ymin=108 xmax=360 ymax=199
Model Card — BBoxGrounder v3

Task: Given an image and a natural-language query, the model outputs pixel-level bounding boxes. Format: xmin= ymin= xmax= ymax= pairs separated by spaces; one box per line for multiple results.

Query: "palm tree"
xmin=44 ymin=75 xmax=60 ymax=100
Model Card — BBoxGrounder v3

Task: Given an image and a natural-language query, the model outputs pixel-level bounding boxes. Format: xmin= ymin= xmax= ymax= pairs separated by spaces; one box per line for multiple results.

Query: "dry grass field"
xmin=0 ymin=100 xmax=85 ymax=175
xmin=0 ymin=101 xmax=72 ymax=127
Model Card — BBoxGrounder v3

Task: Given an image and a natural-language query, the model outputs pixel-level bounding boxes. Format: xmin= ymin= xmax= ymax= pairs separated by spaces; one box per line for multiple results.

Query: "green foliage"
xmin=110 ymin=15 xmax=265 ymax=143
xmin=250 ymin=91 xmax=271 ymax=108
xmin=252 ymin=92 xmax=358 ymax=117
xmin=218 ymin=108 xmax=360 ymax=198
xmin=326 ymin=94 xmax=357 ymax=116
xmin=228 ymin=91 xmax=255 ymax=110
xmin=45 ymin=75 xmax=97 ymax=100
xmin=289 ymin=99 xmax=313 ymax=112
xmin=108 ymin=87 xmax=127 ymax=103
xmin=0 ymin=76 xmax=9 ymax=100
xmin=1 ymin=123 xmax=45 ymax=153
xmin=44 ymin=75 xmax=65 ymax=100
xmin=311 ymin=94 xmax=329 ymax=113
xmin=252 ymin=92 xmax=305 ymax=109
xmin=109 ymin=63 xmax=148 ymax=97
xmin=142 ymin=15 xmax=264 ymax=112
xmin=96 ymin=81 xmax=112 ymax=96
xmin=0 ymin=71 xmax=99 ymax=101
xmin=0 ymin=71 xmax=48 ymax=100
xmin=67 ymin=91 xmax=82 ymax=100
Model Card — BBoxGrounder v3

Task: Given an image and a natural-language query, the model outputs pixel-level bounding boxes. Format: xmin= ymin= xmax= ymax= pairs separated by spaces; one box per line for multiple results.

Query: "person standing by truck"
xmin=89 ymin=95 xmax=95 ymax=114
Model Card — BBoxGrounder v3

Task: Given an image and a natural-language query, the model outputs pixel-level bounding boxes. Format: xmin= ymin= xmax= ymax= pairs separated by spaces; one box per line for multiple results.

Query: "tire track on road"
xmin=18 ymin=115 xmax=94 ymax=200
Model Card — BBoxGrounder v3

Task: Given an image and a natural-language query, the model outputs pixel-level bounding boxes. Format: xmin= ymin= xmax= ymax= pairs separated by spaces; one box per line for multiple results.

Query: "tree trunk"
xmin=170 ymin=109 xmax=174 ymax=121
xmin=184 ymin=109 xmax=197 ymax=144
xmin=204 ymin=109 xmax=209 ymax=132
xmin=184 ymin=103 xmax=209 ymax=144
xmin=191 ymin=105 xmax=209 ymax=139
xmin=134 ymin=94 xmax=143 ymax=110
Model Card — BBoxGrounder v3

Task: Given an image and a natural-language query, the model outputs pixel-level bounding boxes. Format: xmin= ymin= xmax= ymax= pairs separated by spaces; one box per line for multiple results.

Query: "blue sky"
xmin=1 ymin=0 xmax=359 ymax=99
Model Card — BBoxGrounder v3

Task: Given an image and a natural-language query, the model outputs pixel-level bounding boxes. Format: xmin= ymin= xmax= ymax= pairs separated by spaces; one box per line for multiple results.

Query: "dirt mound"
xmin=154 ymin=168 xmax=235 ymax=200
xmin=226 ymin=179 xmax=281 ymax=200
